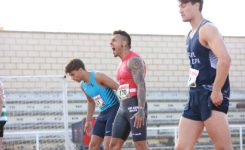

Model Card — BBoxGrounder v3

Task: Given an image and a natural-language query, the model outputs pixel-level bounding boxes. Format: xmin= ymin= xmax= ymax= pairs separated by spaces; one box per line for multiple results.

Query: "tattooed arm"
xmin=128 ymin=56 xmax=146 ymax=128
xmin=128 ymin=56 xmax=146 ymax=108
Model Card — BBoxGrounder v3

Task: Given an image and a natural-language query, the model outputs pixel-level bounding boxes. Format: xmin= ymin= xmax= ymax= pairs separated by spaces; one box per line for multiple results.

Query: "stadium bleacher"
xmin=3 ymin=90 xmax=245 ymax=150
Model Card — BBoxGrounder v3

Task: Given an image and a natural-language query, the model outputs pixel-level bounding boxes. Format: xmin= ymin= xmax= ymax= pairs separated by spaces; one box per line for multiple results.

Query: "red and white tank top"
xmin=116 ymin=51 xmax=146 ymax=100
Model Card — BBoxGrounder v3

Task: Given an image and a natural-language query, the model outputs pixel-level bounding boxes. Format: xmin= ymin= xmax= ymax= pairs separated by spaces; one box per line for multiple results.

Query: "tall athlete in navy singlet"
xmin=65 ymin=59 xmax=119 ymax=150
xmin=109 ymin=30 xmax=149 ymax=150
xmin=176 ymin=0 xmax=233 ymax=149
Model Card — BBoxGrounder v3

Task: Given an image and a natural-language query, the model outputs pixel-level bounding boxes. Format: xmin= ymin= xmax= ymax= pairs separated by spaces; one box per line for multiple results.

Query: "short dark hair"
xmin=65 ymin=59 xmax=86 ymax=74
xmin=178 ymin=0 xmax=203 ymax=12
xmin=113 ymin=30 xmax=131 ymax=49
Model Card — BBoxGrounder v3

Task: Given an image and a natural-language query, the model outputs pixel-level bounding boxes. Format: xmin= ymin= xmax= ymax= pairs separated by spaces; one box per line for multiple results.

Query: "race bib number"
xmin=93 ymin=95 xmax=105 ymax=108
xmin=117 ymin=84 xmax=130 ymax=100
xmin=188 ymin=68 xmax=199 ymax=87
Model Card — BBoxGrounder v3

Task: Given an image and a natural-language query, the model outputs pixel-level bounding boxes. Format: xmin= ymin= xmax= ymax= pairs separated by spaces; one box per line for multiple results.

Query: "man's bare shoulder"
xmin=199 ymin=22 xmax=221 ymax=47
xmin=128 ymin=56 xmax=144 ymax=69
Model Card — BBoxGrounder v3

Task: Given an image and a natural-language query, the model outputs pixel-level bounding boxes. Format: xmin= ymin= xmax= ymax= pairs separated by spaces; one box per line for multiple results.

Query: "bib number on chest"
xmin=188 ymin=68 xmax=199 ymax=87
xmin=117 ymin=84 xmax=130 ymax=100
xmin=93 ymin=95 xmax=105 ymax=108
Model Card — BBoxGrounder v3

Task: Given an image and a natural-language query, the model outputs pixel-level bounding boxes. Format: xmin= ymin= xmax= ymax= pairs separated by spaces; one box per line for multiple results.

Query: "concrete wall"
xmin=0 ymin=31 xmax=245 ymax=92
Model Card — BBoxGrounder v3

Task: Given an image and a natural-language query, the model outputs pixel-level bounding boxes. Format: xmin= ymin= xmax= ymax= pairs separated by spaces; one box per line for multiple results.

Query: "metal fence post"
xmin=62 ymin=76 xmax=70 ymax=150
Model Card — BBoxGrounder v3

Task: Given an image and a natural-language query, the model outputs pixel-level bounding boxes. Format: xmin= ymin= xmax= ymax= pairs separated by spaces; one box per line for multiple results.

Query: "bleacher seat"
xmin=3 ymin=91 xmax=245 ymax=149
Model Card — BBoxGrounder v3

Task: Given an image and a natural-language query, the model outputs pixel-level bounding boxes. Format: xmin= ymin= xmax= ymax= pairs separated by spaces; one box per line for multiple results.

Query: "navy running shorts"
xmin=182 ymin=86 xmax=229 ymax=121
xmin=0 ymin=121 xmax=6 ymax=137
xmin=92 ymin=104 xmax=119 ymax=137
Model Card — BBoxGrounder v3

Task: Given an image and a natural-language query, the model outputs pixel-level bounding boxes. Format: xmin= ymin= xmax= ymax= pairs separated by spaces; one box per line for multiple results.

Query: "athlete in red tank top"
xmin=110 ymin=30 xmax=149 ymax=150
xmin=116 ymin=51 xmax=144 ymax=97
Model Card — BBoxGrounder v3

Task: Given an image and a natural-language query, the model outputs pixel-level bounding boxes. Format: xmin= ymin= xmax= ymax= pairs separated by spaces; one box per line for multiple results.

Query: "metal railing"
xmin=4 ymin=124 xmax=245 ymax=150
xmin=1 ymin=75 xmax=245 ymax=150
xmin=148 ymin=124 xmax=245 ymax=150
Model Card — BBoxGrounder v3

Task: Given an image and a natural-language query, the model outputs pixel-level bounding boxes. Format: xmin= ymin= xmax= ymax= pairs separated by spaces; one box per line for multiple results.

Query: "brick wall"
xmin=0 ymin=31 xmax=244 ymax=92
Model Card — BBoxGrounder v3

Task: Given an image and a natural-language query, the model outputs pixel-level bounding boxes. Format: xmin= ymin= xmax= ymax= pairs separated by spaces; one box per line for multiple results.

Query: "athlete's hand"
xmin=130 ymin=108 xmax=145 ymax=128
xmin=84 ymin=120 xmax=92 ymax=136
xmin=211 ymin=90 xmax=223 ymax=106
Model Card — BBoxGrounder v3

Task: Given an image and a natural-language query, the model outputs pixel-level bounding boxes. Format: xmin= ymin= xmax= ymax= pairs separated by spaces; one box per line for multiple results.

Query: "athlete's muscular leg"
xmin=204 ymin=110 xmax=233 ymax=150
xmin=175 ymin=117 xmax=204 ymax=150
xmin=134 ymin=140 xmax=149 ymax=150
xmin=109 ymin=138 xmax=124 ymax=150
xmin=0 ymin=137 xmax=3 ymax=150
xmin=103 ymin=136 xmax=111 ymax=150
xmin=110 ymin=102 xmax=131 ymax=150
xmin=89 ymin=135 xmax=103 ymax=150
